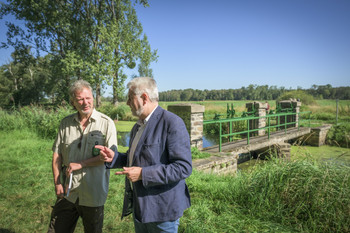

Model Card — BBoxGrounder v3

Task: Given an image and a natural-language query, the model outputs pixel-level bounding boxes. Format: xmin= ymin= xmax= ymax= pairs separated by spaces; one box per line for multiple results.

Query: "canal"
xmin=118 ymin=131 xmax=256 ymax=170
xmin=118 ymin=131 xmax=350 ymax=171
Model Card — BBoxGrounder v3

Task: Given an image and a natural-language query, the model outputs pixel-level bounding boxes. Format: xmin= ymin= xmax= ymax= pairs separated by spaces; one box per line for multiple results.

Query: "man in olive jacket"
xmin=97 ymin=77 xmax=192 ymax=233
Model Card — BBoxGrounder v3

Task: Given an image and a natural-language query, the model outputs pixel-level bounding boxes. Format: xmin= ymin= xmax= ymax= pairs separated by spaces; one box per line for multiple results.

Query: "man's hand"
xmin=55 ymin=184 xmax=64 ymax=199
xmin=115 ymin=167 xmax=142 ymax=182
xmin=95 ymin=145 xmax=115 ymax=163
xmin=66 ymin=162 xmax=84 ymax=176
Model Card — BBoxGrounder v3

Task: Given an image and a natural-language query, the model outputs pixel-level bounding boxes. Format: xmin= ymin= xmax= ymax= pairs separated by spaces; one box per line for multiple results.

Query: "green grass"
xmin=1 ymin=129 xmax=350 ymax=232
xmin=115 ymin=120 xmax=135 ymax=132
xmin=0 ymin=130 xmax=55 ymax=232
xmin=291 ymin=145 xmax=350 ymax=163
xmin=1 ymin=100 xmax=349 ymax=232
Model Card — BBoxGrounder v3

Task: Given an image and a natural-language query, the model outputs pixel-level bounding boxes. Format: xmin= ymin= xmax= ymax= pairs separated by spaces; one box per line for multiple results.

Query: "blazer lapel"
xmin=130 ymin=106 xmax=163 ymax=165
xmin=129 ymin=123 xmax=141 ymax=147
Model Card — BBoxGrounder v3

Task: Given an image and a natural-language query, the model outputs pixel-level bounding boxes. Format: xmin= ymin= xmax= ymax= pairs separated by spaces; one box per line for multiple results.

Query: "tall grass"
xmin=0 ymin=106 xmax=74 ymax=139
xmin=184 ymin=158 xmax=350 ymax=232
xmin=327 ymin=123 xmax=350 ymax=148
xmin=1 ymin=129 xmax=350 ymax=232
xmin=1 ymin=101 xmax=350 ymax=232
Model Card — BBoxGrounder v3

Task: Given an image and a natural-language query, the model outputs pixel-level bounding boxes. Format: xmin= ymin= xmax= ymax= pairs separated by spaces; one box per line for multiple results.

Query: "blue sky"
xmin=1 ymin=0 xmax=350 ymax=93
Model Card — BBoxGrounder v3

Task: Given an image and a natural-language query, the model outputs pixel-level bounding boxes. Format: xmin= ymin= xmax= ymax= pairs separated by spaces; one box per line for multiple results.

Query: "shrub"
xmin=0 ymin=109 xmax=26 ymax=131
xmin=191 ymin=147 xmax=211 ymax=159
xmin=326 ymin=123 xmax=350 ymax=148
xmin=97 ymin=103 xmax=129 ymax=120
xmin=311 ymin=112 xmax=335 ymax=121
xmin=277 ymin=90 xmax=316 ymax=105
xmin=0 ymin=106 xmax=73 ymax=139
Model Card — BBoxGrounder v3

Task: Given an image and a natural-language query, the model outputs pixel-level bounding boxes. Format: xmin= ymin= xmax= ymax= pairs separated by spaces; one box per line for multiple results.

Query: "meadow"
xmin=111 ymin=99 xmax=350 ymax=124
xmin=0 ymin=99 xmax=350 ymax=232
xmin=1 ymin=129 xmax=350 ymax=232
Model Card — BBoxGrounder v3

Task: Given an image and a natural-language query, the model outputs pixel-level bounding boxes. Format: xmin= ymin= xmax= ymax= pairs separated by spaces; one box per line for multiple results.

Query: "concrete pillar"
xmin=305 ymin=125 xmax=332 ymax=146
xmin=275 ymin=142 xmax=291 ymax=160
xmin=253 ymin=142 xmax=291 ymax=160
xmin=167 ymin=103 xmax=205 ymax=149
xmin=278 ymin=99 xmax=301 ymax=129
xmin=245 ymin=101 xmax=268 ymax=136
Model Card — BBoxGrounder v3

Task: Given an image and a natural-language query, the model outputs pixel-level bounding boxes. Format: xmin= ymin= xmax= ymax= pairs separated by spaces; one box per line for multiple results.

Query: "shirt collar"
xmin=137 ymin=105 xmax=158 ymax=126
xmin=73 ymin=108 xmax=97 ymax=123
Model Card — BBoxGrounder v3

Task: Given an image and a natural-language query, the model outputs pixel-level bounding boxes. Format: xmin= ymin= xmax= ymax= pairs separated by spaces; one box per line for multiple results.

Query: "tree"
xmin=0 ymin=0 xmax=157 ymax=107
xmin=0 ymin=48 xmax=53 ymax=107
xmin=137 ymin=35 xmax=158 ymax=78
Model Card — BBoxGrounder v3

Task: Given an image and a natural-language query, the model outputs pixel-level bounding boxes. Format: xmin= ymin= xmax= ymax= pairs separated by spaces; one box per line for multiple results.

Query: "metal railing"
xmin=203 ymin=111 xmax=312 ymax=152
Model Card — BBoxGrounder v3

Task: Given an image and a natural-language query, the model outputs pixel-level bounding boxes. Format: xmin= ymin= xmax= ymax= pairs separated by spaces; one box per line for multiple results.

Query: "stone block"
xmin=305 ymin=125 xmax=332 ymax=146
xmin=168 ymin=103 xmax=205 ymax=149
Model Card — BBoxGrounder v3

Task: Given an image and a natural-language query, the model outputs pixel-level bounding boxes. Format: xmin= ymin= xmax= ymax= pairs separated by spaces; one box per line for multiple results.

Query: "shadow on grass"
xmin=0 ymin=229 xmax=15 ymax=233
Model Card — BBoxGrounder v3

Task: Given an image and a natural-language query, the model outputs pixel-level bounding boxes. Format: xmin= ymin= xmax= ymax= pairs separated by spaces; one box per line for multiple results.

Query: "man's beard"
xmin=132 ymin=104 xmax=144 ymax=117
xmin=81 ymin=105 xmax=92 ymax=115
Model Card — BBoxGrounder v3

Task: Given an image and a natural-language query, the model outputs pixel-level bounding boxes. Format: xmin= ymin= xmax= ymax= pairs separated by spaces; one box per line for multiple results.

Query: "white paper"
xmin=66 ymin=173 xmax=73 ymax=197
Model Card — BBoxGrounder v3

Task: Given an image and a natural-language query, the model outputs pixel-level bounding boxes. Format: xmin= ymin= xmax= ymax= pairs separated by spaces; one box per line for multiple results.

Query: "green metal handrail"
xmin=203 ymin=111 xmax=312 ymax=152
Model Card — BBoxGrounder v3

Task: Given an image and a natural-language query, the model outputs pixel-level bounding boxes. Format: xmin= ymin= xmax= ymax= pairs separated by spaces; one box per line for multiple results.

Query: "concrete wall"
xmin=192 ymin=153 xmax=238 ymax=175
xmin=305 ymin=124 xmax=332 ymax=146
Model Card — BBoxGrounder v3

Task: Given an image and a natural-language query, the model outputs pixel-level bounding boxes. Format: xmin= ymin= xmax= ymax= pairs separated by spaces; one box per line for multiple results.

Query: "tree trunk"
xmin=112 ymin=72 xmax=119 ymax=106
xmin=96 ymin=82 xmax=101 ymax=108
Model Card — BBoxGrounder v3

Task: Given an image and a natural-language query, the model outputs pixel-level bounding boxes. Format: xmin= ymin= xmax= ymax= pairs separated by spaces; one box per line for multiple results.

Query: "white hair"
xmin=127 ymin=77 xmax=159 ymax=102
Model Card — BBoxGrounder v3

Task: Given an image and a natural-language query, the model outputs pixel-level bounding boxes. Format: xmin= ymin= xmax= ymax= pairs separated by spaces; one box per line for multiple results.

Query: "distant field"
xmin=154 ymin=99 xmax=350 ymax=123
xmin=111 ymin=99 xmax=349 ymax=125
xmin=122 ymin=99 xmax=350 ymax=116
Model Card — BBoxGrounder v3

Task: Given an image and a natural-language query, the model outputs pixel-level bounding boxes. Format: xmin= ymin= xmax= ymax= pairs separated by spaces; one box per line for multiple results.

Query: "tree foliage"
xmin=0 ymin=0 xmax=157 ymax=107
xmin=158 ymin=85 xmax=350 ymax=102
xmin=0 ymin=47 xmax=53 ymax=106
xmin=277 ymin=90 xmax=316 ymax=105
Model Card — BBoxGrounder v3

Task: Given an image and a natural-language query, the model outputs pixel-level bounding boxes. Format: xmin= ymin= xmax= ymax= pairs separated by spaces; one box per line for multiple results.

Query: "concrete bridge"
xmin=203 ymin=127 xmax=311 ymax=154
xmin=168 ymin=101 xmax=332 ymax=175
xmin=194 ymin=127 xmax=310 ymax=175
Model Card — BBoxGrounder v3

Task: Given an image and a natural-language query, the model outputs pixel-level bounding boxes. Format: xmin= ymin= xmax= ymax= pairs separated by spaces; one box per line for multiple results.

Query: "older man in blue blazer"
xmin=97 ymin=77 xmax=192 ymax=233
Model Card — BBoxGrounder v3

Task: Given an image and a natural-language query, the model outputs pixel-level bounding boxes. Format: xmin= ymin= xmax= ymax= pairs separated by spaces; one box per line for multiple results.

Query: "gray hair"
xmin=69 ymin=79 xmax=93 ymax=106
xmin=127 ymin=77 xmax=159 ymax=102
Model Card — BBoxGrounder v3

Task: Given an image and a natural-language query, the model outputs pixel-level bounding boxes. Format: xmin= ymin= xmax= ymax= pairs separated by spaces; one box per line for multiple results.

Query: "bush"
xmin=311 ymin=112 xmax=335 ymax=121
xmin=0 ymin=109 xmax=26 ymax=131
xmin=277 ymin=90 xmax=316 ymax=105
xmin=327 ymin=123 xmax=350 ymax=148
xmin=191 ymin=147 xmax=211 ymax=159
xmin=0 ymin=106 xmax=73 ymax=139
xmin=97 ymin=103 xmax=129 ymax=120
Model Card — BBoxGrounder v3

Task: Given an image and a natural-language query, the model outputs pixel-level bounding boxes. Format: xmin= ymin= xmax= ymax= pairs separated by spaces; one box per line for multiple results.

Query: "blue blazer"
xmin=106 ymin=106 xmax=192 ymax=223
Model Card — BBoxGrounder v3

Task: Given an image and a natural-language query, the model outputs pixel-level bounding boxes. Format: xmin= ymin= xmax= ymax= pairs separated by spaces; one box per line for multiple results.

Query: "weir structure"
xmin=168 ymin=100 xmax=331 ymax=175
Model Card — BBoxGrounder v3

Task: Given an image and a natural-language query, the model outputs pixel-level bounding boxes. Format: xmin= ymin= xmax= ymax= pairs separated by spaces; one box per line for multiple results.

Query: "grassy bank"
xmin=1 ymin=129 xmax=350 ymax=232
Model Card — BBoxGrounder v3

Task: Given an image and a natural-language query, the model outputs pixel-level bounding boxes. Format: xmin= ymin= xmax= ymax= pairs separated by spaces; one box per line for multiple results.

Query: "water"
xmin=117 ymin=131 xmax=256 ymax=170
xmin=118 ymin=132 xmax=130 ymax=147
xmin=118 ymin=131 xmax=217 ymax=148
xmin=203 ymin=136 xmax=217 ymax=148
